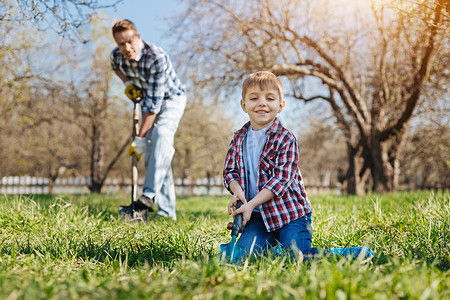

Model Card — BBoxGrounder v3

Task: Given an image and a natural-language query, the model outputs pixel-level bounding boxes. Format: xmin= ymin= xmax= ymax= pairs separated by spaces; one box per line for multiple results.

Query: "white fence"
xmin=1 ymin=176 xmax=337 ymax=196
xmin=0 ymin=176 xmax=230 ymax=196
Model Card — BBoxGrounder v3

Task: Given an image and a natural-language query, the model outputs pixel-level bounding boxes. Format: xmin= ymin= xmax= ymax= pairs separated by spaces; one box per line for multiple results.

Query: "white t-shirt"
xmin=245 ymin=124 xmax=271 ymax=208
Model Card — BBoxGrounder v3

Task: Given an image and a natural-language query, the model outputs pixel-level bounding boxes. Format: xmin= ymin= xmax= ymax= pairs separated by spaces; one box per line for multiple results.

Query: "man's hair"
xmin=242 ymin=71 xmax=283 ymax=100
xmin=112 ymin=19 xmax=138 ymax=37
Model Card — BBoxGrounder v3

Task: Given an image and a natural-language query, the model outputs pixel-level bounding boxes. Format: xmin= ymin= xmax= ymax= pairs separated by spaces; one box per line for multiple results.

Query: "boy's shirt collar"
xmin=249 ymin=123 xmax=271 ymax=133
xmin=241 ymin=117 xmax=283 ymax=135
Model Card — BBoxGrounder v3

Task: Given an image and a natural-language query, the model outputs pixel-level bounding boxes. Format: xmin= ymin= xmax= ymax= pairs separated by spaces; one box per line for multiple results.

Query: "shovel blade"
xmin=219 ymin=236 xmax=245 ymax=262
xmin=119 ymin=206 xmax=148 ymax=223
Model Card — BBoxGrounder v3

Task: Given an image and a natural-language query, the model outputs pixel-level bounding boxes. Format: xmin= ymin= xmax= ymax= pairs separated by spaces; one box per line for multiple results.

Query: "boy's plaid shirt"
xmin=223 ymin=118 xmax=312 ymax=232
xmin=110 ymin=41 xmax=185 ymax=114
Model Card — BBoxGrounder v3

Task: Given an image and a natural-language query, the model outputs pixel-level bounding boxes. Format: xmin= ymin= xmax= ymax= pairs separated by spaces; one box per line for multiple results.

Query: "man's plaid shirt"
xmin=110 ymin=41 xmax=185 ymax=114
xmin=223 ymin=118 xmax=312 ymax=232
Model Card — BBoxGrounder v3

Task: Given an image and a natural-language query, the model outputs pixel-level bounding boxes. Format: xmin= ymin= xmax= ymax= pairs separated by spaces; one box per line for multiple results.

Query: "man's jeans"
xmin=235 ymin=212 xmax=313 ymax=257
xmin=143 ymin=94 xmax=186 ymax=220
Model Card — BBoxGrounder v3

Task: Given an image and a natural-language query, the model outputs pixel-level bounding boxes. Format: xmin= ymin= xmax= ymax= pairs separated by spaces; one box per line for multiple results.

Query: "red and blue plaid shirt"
xmin=110 ymin=41 xmax=185 ymax=114
xmin=223 ymin=118 xmax=312 ymax=232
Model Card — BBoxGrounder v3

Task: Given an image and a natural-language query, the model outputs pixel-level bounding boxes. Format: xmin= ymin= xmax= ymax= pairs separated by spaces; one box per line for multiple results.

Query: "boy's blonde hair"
xmin=112 ymin=19 xmax=138 ymax=37
xmin=242 ymin=71 xmax=283 ymax=100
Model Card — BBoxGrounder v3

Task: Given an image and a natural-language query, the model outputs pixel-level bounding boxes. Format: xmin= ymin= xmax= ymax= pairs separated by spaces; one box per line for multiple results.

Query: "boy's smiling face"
xmin=241 ymin=85 xmax=285 ymax=130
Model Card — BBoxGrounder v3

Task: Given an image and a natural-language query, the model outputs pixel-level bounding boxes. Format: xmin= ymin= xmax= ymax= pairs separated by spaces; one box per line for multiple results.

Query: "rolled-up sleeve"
xmin=141 ymin=55 xmax=167 ymax=114
xmin=110 ymin=48 xmax=119 ymax=71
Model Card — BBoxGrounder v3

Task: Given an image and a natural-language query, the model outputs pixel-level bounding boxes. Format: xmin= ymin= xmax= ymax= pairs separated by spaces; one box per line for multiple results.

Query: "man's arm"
xmin=114 ymin=65 xmax=155 ymax=137
xmin=114 ymin=69 xmax=129 ymax=83
xmin=141 ymin=50 xmax=167 ymax=115
xmin=138 ymin=112 xmax=156 ymax=137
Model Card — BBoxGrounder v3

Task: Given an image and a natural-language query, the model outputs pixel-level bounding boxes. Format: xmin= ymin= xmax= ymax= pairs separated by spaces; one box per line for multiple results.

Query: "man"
xmin=110 ymin=19 xmax=186 ymax=221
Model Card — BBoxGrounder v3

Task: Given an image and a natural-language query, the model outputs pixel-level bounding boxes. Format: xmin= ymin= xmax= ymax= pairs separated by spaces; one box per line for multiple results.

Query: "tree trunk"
xmin=390 ymin=157 xmax=400 ymax=191
xmin=89 ymin=118 xmax=105 ymax=193
xmin=366 ymin=130 xmax=407 ymax=193
xmin=346 ymin=143 xmax=366 ymax=195
xmin=346 ymin=137 xmax=403 ymax=195
xmin=47 ymin=177 xmax=56 ymax=194
xmin=183 ymin=148 xmax=192 ymax=196
xmin=387 ymin=131 xmax=407 ymax=191
xmin=369 ymin=137 xmax=390 ymax=192
xmin=346 ymin=138 xmax=407 ymax=195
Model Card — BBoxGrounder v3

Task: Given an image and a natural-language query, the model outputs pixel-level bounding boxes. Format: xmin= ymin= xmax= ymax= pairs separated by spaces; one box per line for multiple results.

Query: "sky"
xmin=104 ymin=0 xmax=187 ymax=49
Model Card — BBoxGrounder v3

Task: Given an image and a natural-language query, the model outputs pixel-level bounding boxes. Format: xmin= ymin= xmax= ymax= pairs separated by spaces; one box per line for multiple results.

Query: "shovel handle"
xmin=231 ymin=200 xmax=243 ymax=237
xmin=131 ymin=101 xmax=141 ymax=206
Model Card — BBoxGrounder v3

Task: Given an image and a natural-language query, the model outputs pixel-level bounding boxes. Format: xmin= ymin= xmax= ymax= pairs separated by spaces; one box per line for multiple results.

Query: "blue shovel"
xmin=219 ymin=200 xmax=246 ymax=262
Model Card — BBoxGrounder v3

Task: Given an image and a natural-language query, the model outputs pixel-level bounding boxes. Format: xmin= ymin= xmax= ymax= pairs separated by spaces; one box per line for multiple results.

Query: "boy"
xmin=223 ymin=71 xmax=313 ymax=257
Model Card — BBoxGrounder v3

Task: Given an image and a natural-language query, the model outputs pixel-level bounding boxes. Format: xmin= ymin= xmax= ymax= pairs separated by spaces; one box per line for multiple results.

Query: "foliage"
xmin=0 ymin=191 xmax=448 ymax=299
xmin=0 ymin=8 xmax=235 ymax=188
xmin=297 ymin=115 xmax=347 ymax=186
xmin=0 ymin=11 xmax=132 ymax=192
xmin=401 ymin=122 xmax=450 ymax=189
xmin=170 ymin=0 xmax=450 ymax=193
xmin=6 ymin=0 xmax=123 ymax=40
xmin=173 ymin=100 xmax=234 ymax=180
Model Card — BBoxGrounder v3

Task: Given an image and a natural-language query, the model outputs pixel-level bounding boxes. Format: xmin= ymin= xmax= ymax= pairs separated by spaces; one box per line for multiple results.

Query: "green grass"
xmin=0 ymin=191 xmax=448 ymax=299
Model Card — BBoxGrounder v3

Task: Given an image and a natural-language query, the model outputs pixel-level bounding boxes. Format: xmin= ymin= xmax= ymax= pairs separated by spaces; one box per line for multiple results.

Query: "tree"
xmin=55 ymin=15 xmax=131 ymax=192
xmin=400 ymin=104 xmax=450 ymax=190
xmin=297 ymin=116 xmax=347 ymax=188
xmin=171 ymin=0 xmax=449 ymax=194
xmin=0 ymin=12 xmax=132 ymax=193
xmin=0 ymin=6 xmax=46 ymax=177
xmin=173 ymin=99 xmax=234 ymax=182
xmin=5 ymin=0 xmax=122 ymax=40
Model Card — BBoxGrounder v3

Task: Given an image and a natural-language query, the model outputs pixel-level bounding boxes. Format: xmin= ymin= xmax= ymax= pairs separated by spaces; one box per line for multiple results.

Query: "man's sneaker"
xmin=119 ymin=195 xmax=155 ymax=212
xmin=136 ymin=195 xmax=155 ymax=212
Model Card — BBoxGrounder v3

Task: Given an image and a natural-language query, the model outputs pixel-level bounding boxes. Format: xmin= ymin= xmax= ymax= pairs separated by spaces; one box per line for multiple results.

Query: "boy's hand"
xmin=233 ymin=202 xmax=253 ymax=226
xmin=230 ymin=188 xmax=275 ymax=226
xmin=227 ymin=192 xmax=246 ymax=216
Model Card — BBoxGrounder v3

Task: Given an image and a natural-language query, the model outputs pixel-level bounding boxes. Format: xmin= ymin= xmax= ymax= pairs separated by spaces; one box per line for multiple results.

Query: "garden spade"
xmin=120 ymin=96 xmax=148 ymax=222
xmin=219 ymin=200 xmax=246 ymax=262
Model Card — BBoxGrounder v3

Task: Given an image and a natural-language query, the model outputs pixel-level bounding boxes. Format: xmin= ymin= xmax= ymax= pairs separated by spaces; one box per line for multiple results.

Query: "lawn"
xmin=0 ymin=191 xmax=448 ymax=299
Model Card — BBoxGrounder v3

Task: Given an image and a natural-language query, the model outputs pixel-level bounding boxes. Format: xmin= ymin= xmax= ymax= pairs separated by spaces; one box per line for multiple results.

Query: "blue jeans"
xmin=143 ymin=94 xmax=186 ymax=220
xmin=235 ymin=212 xmax=313 ymax=257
